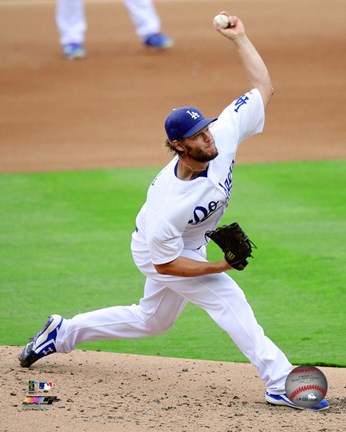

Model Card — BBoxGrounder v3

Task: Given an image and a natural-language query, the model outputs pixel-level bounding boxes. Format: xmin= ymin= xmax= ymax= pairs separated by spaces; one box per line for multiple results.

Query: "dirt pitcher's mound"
xmin=1 ymin=346 xmax=345 ymax=432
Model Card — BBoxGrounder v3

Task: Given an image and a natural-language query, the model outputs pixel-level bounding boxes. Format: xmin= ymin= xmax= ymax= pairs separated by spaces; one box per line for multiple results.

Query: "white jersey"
xmin=134 ymin=89 xmax=265 ymax=265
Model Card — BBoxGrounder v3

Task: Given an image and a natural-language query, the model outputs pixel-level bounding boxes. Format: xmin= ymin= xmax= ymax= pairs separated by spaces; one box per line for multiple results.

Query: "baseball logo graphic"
xmin=285 ymin=366 xmax=328 ymax=408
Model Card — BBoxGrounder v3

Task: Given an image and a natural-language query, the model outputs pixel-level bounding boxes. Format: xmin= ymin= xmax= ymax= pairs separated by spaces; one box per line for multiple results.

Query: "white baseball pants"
xmin=56 ymin=0 xmax=161 ymax=45
xmin=56 ymin=235 xmax=292 ymax=393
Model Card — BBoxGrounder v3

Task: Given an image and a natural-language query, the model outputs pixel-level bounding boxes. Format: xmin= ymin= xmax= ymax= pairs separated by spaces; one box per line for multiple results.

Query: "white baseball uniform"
xmin=56 ymin=0 xmax=161 ymax=45
xmin=56 ymin=89 xmax=292 ymax=393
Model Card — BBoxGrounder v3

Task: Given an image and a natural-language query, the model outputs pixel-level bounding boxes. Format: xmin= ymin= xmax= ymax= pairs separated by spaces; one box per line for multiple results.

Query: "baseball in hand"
xmin=212 ymin=14 xmax=229 ymax=29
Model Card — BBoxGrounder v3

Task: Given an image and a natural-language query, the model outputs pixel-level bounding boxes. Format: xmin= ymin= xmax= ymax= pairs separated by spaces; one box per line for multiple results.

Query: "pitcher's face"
xmin=181 ymin=126 xmax=218 ymax=162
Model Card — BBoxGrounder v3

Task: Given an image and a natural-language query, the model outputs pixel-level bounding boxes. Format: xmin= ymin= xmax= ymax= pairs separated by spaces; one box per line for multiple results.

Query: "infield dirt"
xmin=0 ymin=1 xmax=345 ymax=431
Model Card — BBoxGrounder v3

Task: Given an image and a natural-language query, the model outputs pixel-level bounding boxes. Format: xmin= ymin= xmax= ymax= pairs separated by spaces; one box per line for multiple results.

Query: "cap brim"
xmin=182 ymin=117 xmax=218 ymax=138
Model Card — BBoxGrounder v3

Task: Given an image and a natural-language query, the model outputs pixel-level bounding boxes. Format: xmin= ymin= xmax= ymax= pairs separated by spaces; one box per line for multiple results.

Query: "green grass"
xmin=0 ymin=160 xmax=345 ymax=366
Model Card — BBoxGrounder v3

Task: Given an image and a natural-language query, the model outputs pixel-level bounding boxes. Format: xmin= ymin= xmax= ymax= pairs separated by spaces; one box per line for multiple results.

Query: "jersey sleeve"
xmin=214 ymin=88 xmax=265 ymax=146
xmin=145 ymin=209 xmax=184 ymax=265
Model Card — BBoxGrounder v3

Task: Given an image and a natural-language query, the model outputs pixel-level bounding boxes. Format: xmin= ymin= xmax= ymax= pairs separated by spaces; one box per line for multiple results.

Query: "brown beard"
xmin=184 ymin=144 xmax=219 ymax=162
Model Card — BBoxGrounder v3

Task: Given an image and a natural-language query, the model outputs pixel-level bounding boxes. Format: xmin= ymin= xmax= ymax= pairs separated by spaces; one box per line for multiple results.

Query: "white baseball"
xmin=212 ymin=14 xmax=229 ymax=29
xmin=285 ymin=366 xmax=328 ymax=408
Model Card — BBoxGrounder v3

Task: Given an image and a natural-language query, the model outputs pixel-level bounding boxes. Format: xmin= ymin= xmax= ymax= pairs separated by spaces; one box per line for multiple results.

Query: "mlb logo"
xmin=38 ymin=382 xmax=53 ymax=391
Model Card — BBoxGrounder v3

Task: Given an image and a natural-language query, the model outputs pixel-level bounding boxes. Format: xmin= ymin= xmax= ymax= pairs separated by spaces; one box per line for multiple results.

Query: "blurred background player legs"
xmin=56 ymin=0 xmax=174 ymax=60
xmin=124 ymin=0 xmax=173 ymax=49
xmin=56 ymin=0 xmax=87 ymax=59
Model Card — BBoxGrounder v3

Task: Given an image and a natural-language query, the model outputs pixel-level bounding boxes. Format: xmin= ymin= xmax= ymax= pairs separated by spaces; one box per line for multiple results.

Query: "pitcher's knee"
xmin=143 ymin=315 xmax=173 ymax=335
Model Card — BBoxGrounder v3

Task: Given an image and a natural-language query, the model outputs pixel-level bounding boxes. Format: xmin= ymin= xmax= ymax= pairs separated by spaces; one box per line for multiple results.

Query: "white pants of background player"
xmin=56 ymin=237 xmax=292 ymax=394
xmin=56 ymin=0 xmax=161 ymax=46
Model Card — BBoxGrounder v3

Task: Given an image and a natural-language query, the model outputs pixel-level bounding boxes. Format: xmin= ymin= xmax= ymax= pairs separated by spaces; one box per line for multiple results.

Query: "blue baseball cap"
xmin=164 ymin=106 xmax=217 ymax=141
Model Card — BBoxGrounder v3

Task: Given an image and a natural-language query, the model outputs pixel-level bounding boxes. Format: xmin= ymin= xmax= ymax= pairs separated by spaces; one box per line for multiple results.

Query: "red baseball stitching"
xmin=290 ymin=384 xmax=326 ymax=400
xmin=291 ymin=367 xmax=318 ymax=374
